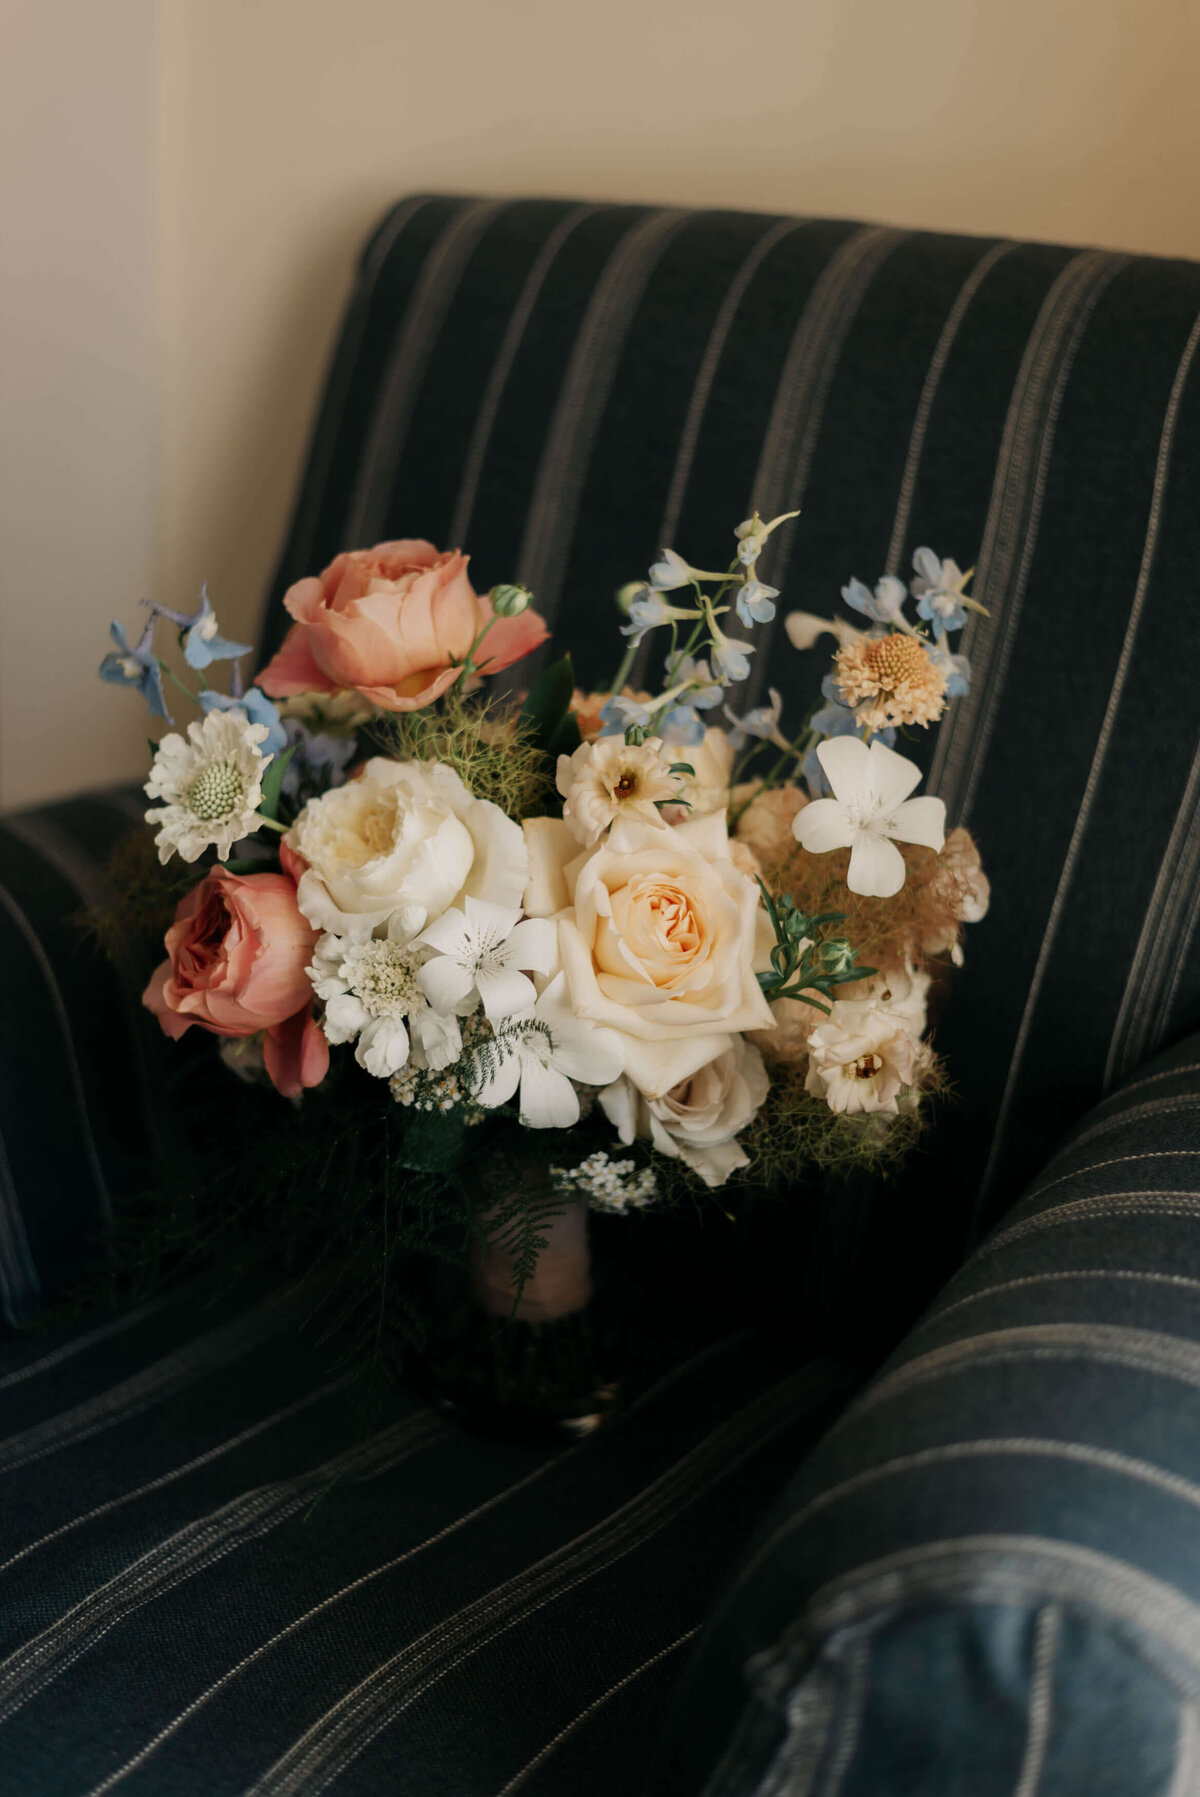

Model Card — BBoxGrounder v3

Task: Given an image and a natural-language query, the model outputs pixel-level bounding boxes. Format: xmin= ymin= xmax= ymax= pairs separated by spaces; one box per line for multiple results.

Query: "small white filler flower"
xmin=309 ymin=916 xmax=463 ymax=1079
xmin=469 ymin=973 xmax=625 ymax=1129
xmin=792 ymin=735 xmax=945 ymax=897
xmin=414 ymin=896 xmax=559 ymax=1022
xmin=144 ymin=710 xmax=272 ymax=863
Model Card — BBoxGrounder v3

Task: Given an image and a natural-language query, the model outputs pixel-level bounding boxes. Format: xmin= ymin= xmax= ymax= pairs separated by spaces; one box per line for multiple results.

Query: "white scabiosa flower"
xmin=144 ymin=710 xmax=272 ymax=864
xmin=414 ymin=896 xmax=558 ymax=1022
xmin=792 ymin=736 xmax=945 ymax=897
xmin=309 ymin=916 xmax=462 ymax=1079
xmin=468 ymin=973 xmax=625 ymax=1129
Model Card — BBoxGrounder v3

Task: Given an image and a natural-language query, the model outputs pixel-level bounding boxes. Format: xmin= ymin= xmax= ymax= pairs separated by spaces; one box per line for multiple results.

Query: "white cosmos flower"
xmin=145 ymin=710 xmax=271 ymax=864
xmin=469 ymin=973 xmax=625 ymax=1129
xmin=792 ymin=736 xmax=945 ymax=897
xmin=309 ymin=915 xmax=462 ymax=1079
xmin=414 ymin=896 xmax=559 ymax=1022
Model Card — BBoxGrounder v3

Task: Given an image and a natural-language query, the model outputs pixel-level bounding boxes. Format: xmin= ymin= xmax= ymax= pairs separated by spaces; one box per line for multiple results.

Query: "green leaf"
xmin=519 ymin=653 xmax=575 ymax=754
xmin=668 ymin=762 xmax=696 ymax=778
xmin=543 ymin=707 xmax=582 ymax=762
xmin=257 ymin=744 xmax=298 ymax=822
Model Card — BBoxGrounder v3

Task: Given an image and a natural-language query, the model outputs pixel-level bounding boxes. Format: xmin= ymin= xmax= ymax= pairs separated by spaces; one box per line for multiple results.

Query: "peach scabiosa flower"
xmin=834 ymin=631 xmax=948 ymax=732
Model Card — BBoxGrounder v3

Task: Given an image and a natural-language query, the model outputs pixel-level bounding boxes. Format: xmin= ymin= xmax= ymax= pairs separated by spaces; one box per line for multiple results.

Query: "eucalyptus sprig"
xmin=755 ymin=879 xmax=875 ymax=1013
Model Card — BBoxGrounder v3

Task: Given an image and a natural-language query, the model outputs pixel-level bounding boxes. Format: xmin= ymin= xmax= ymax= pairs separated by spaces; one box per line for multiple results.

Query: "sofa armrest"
xmin=0 ymin=787 xmax=172 ymax=1326
xmin=652 ymin=1031 xmax=1200 ymax=1796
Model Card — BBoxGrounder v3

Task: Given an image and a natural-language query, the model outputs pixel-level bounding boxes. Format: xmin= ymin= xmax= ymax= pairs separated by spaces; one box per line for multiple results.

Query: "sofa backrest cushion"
xmin=262 ymin=197 xmax=1200 ymax=1291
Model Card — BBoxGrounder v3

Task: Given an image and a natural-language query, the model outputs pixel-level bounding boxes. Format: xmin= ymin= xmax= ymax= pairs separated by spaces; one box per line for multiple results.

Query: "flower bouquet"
xmin=97 ymin=521 xmax=988 ymax=1432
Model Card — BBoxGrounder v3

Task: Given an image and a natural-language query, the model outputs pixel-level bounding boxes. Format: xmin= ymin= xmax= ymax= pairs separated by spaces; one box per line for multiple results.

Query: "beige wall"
xmin=5 ymin=0 xmax=1200 ymax=807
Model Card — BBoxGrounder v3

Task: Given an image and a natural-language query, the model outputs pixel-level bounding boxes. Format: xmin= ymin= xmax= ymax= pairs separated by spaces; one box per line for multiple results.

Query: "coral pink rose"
xmin=257 ymin=539 xmax=549 ymax=713
xmin=143 ymin=868 xmax=328 ymax=1099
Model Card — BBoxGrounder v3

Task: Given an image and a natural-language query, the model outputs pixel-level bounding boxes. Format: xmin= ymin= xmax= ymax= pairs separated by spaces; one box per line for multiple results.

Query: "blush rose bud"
xmin=490 ymin=583 xmax=532 ymax=618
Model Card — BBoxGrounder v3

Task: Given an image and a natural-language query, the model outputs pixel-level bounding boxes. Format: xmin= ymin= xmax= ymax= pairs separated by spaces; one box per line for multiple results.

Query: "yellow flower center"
xmin=863 ymin=635 xmax=932 ymax=692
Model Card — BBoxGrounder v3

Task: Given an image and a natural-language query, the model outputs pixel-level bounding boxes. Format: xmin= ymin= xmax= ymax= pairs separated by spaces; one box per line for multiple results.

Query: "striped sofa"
xmin=2 ymin=196 xmax=1200 ymax=1793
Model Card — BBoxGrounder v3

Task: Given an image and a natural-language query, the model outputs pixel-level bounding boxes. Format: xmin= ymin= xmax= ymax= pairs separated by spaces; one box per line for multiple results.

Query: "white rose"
xmin=286 ymin=758 xmax=527 ymax=942
xmin=599 ymin=1039 xmax=769 ymax=1188
xmin=523 ymin=808 xmax=774 ymax=1096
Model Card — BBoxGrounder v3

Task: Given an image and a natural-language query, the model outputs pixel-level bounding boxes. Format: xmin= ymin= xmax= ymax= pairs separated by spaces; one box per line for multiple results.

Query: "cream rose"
xmin=598 ymin=1039 xmax=769 ymax=1188
xmin=523 ymin=809 xmax=774 ymax=1095
xmin=285 ymin=758 xmax=527 ymax=942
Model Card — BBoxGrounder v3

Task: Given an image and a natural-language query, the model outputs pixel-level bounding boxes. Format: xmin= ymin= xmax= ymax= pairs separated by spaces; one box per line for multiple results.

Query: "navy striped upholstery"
xmin=0 ymin=1298 xmax=855 ymax=1794
xmin=4 ymin=196 xmax=1200 ymax=1790
xmin=655 ymin=1031 xmax=1200 ymax=1795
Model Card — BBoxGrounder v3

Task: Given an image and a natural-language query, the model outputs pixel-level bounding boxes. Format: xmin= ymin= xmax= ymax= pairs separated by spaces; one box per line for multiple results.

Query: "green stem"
xmin=457 ymin=613 xmax=503 ymax=684
xmin=728 ymin=724 xmax=817 ymax=827
xmin=255 ymin=815 xmax=288 ymax=834
xmin=156 ymin=658 xmax=201 ymax=704
xmin=607 ymin=638 xmax=640 ymax=696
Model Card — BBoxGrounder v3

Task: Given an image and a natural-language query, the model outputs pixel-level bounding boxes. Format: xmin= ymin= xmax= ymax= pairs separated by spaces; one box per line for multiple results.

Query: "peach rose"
xmin=258 ymin=539 xmax=549 ymax=713
xmin=522 ymin=809 xmax=774 ymax=1097
xmin=143 ymin=868 xmax=328 ymax=1098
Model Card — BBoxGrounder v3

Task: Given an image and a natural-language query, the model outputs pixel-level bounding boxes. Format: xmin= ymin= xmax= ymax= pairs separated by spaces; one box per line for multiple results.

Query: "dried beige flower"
xmin=733 ymin=783 xmax=809 ymax=866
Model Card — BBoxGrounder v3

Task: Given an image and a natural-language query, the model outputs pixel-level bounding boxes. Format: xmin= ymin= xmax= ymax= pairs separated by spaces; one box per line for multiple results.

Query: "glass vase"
xmin=422 ymin=1182 xmax=619 ymax=1442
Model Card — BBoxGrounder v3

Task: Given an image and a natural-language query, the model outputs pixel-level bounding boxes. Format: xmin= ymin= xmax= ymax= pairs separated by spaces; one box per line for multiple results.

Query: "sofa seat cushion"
xmin=0 ymin=1293 xmax=856 ymax=1796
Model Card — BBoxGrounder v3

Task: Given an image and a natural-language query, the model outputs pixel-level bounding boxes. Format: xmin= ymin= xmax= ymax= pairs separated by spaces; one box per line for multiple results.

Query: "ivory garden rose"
xmin=522 ymin=809 xmax=773 ymax=1097
xmin=142 ymin=868 xmax=328 ymax=1098
xmin=258 ymin=539 xmax=549 ymax=713
xmin=283 ymin=758 xmax=528 ymax=942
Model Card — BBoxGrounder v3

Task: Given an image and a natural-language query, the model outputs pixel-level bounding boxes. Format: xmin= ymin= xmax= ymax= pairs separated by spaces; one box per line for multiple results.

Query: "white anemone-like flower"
xmin=469 ymin=973 xmax=625 ymax=1129
xmin=792 ymin=736 xmax=945 ymax=897
xmin=805 ymin=1000 xmax=919 ymax=1116
xmin=144 ymin=710 xmax=272 ymax=864
xmin=414 ymin=896 xmax=559 ymax=1022
xmin=309 ymin=916 xmax=462 ymax=1079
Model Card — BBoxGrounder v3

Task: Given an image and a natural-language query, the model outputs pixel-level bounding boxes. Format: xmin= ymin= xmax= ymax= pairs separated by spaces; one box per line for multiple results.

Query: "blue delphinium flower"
xmin=910 ymin=547 xmax=971 ymax=633
xmin=198 ymin=686 xmax=288 ymax=757
xmin=182 ymin=587 xmax=253 ymax=670
xmin=620 ymin=588 xmax=674 ymax=645
xmin=710 ymin=638 xmax=755 ymax=685
xmin=99 ymin=619 xmax=171 ymax=721
xmin=735 ymin=579 xmax=778 ymax=628
xmin=841 ymin=574 xmax=910 ymax=631
xmin=928 ymin=636 xmax=971 ymax=696
xmin=669 ymin=656 xmax=724 ymax=710
xmin=805 ymin=676 xmax=896 ymax=793
xmin=600 ymin=695 xmax=655 ymax=737
xmin=659 ymin=702 xmax=705 ymax=745
xmin=724 ymin=687 xmax=788 ymax=752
